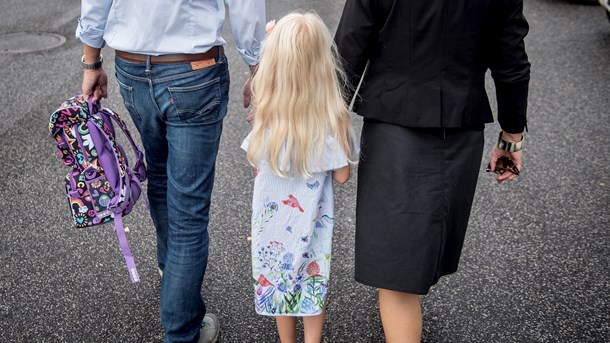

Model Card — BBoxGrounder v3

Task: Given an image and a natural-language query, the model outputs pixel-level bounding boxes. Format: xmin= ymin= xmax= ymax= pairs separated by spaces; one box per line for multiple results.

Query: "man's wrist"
xmin=81 ymin=54 xmax=103 ymax=70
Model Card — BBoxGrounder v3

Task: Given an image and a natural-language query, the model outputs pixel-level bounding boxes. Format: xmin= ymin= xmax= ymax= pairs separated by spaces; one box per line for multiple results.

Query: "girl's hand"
xmin=332 ymin=165 xmax=350 ymax=184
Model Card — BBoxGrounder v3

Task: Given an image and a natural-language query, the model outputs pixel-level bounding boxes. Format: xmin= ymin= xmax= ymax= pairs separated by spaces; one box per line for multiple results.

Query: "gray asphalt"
xmin=0 ymin=1 xmax=608 ymax=342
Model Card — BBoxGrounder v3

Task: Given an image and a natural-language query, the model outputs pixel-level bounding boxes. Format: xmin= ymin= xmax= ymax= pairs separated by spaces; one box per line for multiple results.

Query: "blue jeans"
xmin=115 ymin=53 xmax=230 ymax=343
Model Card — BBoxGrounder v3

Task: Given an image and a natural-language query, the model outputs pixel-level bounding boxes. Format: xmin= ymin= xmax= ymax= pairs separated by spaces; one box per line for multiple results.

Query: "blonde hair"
xmin=247 ymin=11 xmax=355 ymax=179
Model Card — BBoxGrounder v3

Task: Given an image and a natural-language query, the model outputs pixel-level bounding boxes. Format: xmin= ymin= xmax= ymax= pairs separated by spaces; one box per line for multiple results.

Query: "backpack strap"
xmin=95 ymin=105 xmax=148 ymax=209
xmin=98 ymin=107 xmax=146 ymax=183
xmin=86 ymin=99 xmax=148 ymax=209
xmin=113 ymin=212 xmax=140 ymax=283
xmin=86 ymin=99 xmax=141 ymax=283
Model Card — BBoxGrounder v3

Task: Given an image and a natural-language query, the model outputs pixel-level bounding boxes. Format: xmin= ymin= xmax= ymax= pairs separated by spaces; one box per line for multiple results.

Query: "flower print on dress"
xmin=306 ymin=261 xmax=320 ymax=276
xmin=256 ymin=240 xmax=285 ymax=275
xmin=255 ymin=285 xmax=276 ymax=314
xmin=314 ymin=215 xmax=333 ymax=229
xmin=280 ymin=252 xmax=294 ymax=271
xmin=266 ymin=201 xmax=279 ymax=212
xmin=253 ymin=201 xmax=279 ymax=236
xmin=300 ymin=297 xmax=317 ymax=315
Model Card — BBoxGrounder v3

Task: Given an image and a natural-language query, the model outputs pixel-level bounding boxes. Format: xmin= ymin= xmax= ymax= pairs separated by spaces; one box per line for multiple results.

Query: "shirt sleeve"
xmin=241 ymin=132 xmax=252 ymax=152
xmin=75 ymin=0 xmax=113 ymax=48
xmin=225 ymin=0 xmax=266 ymax=66
xmin=316 ymin=136 xmax=350 ymax=172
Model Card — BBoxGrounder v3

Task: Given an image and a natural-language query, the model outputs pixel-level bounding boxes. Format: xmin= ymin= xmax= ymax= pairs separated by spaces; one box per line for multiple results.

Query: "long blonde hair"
xmin=247 ymin=11 xmax=355 ymax=179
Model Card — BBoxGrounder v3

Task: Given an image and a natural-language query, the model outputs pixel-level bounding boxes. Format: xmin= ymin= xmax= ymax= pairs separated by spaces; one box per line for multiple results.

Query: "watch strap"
xmin=81 ymin=54 xmax=103 ymax=70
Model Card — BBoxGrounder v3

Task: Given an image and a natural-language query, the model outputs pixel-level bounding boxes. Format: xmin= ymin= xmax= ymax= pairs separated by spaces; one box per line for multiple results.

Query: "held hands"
xmin=82 ymin=68 xmax=108 ymax=102
xmin=243 ymin=65 xmax=257 ymax=122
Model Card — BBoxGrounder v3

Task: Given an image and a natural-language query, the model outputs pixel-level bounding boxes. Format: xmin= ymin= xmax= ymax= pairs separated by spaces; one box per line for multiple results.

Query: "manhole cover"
xmin=0 ymin=32 xmax=66 ymax=53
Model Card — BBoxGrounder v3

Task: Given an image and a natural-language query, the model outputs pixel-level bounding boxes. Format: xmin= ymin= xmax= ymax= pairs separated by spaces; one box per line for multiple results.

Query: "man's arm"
xmin=77 ymin=0 xmax=113 ymax=101
xmin=225 ymin=0 xmax=266 ymax=67
xmin=81 ymin=44 xmax=107 ymax=101
xmin=225 ymin=0 xmax=266 ymax=114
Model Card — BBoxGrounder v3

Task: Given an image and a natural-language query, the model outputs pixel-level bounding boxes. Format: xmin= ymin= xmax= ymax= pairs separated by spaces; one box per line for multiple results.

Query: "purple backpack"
xmin=49 ymin=96 xmax=147 ymax=283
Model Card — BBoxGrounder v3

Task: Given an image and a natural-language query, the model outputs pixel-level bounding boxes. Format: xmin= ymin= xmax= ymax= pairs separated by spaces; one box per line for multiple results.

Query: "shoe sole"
xmin=211 ymin=324 xmax=219 ymax=343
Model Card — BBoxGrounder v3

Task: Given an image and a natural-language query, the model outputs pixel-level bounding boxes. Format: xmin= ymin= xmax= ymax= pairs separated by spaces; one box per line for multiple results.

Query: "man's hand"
xmin=81 ymin=45 xmax=107 ymax=102
xmin=488 ymin=132 xmax=523 ymax=184
xmin=82 ymin=68 xmax=108 ymax=102
xmin=243 ymin=65 xmax=257 ymax=122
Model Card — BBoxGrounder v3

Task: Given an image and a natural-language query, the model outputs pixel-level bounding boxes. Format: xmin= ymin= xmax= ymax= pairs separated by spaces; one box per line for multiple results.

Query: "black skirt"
xmin=355 ymin=119 xmax=484 ymax=294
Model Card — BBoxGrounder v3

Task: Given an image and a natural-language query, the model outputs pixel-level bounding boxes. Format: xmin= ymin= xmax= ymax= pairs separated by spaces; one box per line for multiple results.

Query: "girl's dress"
xmin=242 ymin=133 xmax=349 ymax=316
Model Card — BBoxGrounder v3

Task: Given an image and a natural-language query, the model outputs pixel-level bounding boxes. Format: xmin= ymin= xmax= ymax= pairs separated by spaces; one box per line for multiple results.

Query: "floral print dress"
xmin=242 ymin=133 xmax=350 ymax=316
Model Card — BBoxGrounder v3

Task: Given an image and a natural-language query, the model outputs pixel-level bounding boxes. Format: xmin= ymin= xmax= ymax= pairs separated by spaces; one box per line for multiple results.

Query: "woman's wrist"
xmin=497 ymin=131 xmax=523 ymax=152
xmin=501 ymin=131 xmax=523 ymax=143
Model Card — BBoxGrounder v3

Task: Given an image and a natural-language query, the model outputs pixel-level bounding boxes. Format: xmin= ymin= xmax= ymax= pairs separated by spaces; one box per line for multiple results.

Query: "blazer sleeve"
xmin=490 ymin=0 xmax=531 ymax=134
xmin=334 ymin=0 xmax=378 ymax=98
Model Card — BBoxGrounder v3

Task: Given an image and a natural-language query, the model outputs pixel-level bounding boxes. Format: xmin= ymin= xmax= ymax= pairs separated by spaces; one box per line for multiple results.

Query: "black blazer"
xmin=335 ymin=0 xmax=530 ymax=133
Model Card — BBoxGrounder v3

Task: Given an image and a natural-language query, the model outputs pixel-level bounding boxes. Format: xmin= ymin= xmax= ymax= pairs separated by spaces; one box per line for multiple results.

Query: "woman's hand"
xmin=488 ymin=148 xmax=522 ymax=183
xmin=488 ymin=131 xmax=523 ymax=184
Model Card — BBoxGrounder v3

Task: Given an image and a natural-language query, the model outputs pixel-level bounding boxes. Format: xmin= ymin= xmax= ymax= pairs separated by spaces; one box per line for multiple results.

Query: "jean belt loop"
xmin=145 ymin=55 xmax=152 ymax=73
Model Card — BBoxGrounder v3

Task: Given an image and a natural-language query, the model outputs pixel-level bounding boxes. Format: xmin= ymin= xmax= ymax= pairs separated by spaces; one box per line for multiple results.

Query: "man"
xmin=335 ymin=0 xmax=530 ymax=342
xmin=76 ymin=1 xmax=265 ymax=342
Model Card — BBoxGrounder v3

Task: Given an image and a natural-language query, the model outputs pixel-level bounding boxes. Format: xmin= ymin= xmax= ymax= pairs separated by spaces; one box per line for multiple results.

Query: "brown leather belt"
xmin=115 ymin=46 xmax=222 ymax=64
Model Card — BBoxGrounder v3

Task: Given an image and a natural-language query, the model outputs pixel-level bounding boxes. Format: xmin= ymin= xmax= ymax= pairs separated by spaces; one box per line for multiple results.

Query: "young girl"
xmin=241 ymin=12 xmax=357 ymax=343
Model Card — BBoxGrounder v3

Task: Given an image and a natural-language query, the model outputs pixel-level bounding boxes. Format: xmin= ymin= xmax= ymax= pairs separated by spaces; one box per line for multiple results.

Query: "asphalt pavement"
xmin=0 ymin=1 xmax=608 ymax=342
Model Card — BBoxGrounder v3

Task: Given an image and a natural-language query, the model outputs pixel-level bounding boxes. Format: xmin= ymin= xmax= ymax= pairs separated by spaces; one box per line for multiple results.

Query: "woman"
xmin=335 ymin=0 xmax=530 ymax=341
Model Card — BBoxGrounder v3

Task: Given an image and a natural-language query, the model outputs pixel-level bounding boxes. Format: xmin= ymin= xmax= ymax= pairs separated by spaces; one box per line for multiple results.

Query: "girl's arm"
xmin=332 ymin=165 xmax=350 ymax=184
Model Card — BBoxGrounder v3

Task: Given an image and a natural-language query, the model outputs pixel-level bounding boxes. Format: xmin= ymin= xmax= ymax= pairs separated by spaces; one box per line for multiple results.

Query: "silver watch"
xmin=81 ymin=54 xmax=103 ymax=70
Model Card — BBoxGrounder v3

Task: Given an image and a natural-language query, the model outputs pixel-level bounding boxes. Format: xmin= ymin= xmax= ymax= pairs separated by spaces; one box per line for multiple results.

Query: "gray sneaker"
xmin=198 ymin=313 xmax=219 ymax=343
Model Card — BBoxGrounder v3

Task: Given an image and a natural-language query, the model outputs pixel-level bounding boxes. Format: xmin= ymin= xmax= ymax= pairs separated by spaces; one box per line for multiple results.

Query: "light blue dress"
xmin=241 ymin=133 xmax=349 ymax=316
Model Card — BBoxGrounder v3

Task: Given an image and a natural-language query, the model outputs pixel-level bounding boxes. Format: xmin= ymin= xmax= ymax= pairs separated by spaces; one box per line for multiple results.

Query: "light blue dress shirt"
xmin=76 ymin=0 xmax=265 ymax=66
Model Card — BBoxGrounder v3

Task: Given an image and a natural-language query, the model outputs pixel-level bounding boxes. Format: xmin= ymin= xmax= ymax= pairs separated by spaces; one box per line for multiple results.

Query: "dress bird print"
xmin=282 ymin=194 xmax=304 ymax=212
